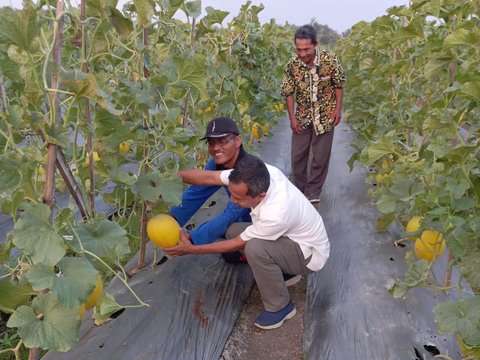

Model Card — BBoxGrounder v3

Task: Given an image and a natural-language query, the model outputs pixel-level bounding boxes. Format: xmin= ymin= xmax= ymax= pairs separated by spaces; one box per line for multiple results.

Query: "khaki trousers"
xmin=226 ymin=223 xmax=313 ymax=312
xmin=291 ymin=125 xmax=334 ymax=197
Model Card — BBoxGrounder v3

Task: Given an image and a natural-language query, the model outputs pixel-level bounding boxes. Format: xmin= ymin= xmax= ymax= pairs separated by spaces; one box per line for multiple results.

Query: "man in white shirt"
xmin=164 ymin=155 xmax=330 ymax=329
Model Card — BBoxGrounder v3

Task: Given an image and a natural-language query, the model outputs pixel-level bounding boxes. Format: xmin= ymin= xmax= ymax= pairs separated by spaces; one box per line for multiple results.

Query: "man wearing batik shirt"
xmin=281 ymin=24 xmax=346 ymax=203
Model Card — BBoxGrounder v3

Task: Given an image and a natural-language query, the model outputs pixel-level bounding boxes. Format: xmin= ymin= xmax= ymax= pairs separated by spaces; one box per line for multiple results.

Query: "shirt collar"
xmin=215 ymin=146 xmax=247 ymax=171
xmin=250 ymin=183 xmax=272 ymax=216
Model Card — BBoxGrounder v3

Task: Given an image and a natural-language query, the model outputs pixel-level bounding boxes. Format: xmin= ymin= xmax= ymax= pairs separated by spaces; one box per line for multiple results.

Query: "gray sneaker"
xmin=254 ymin=301 xmax=296 ymax=330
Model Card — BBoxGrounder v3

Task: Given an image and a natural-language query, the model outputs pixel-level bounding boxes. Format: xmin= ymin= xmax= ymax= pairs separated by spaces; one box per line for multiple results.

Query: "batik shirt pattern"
xmin=281 ymin=48 xmax=346 ymax=135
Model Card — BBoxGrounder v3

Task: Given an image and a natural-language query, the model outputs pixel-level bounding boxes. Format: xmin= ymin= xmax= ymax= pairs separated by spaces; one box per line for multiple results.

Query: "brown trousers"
xmin=226 ymin=223 xmax=313 ymax=312
xmin=291 ymin=125 xmax=334 ymax=197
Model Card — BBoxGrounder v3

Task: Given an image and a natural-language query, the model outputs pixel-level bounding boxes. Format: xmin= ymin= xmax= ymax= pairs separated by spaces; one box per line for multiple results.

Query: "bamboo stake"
xmin=43 ymin=0 xmax=64 ymax=209
xmin=180 ymin=18 xmax=197 ymax=128
xmin=448 ymin=61 xmax=457 ymax=86
xmin=443 ymin=252 xmax=453 ymax=288
xmin=35 ymin=3 xmax=64 ymax=359
xmin=36 ymin=129 xmax=90 ymax=219
xmin=43 ymin=143 xmax=57 ymax=211
xmin=391 ymin=47 xmax=398 ymax=84
xmin=0 ymin=75 xmax=8 ymax=111
xmin=27 ymin=347 xmax=40 ymax=360
xmin=190 ymin=17 xmax=196 ymax=52
xmin=55 ymin=149 xmax=90 ymax=218
xmin=81 ymin=0 xmax=96 ymax=215
xmin=182 ymin=89 xmax=190 ymax=128
xmin=138 ymin=27 xmax=150 ymax=269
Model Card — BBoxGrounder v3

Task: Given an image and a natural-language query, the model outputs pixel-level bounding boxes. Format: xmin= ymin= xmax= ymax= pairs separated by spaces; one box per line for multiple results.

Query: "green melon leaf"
xmin=153 ymin=175 xmax=184 ymax=205
xmin=0 ymin=154 xmax=23 ymax=197
xmin=0 ymin=51 xmax=20 ymax=80
xmin=461 ymin=81 xmax=480 ymax=102
xmin=201 ymin=7 xmax=229 ymax=27
xmin=25 ymin=258 xmax=98 ymax=307
xmin=183 ymin=0 xmax=201 ymax=18
xmin=0 ymin=279 xmax=36 ymax=313
xmin=107 ymin=7 xmax=133 ymax=40
xmin=434 ymin=297 xmax=480 ymax=347
xmin=0 ymin=7 xmax=40 ymax=52
xmin=364 ymin=132 xmax=395 ymax=164
xmin=390 ymin=16 xmax=424 ymax=44
xmin=74 ymin=219 xmax=130 ymax=259
xmin=451 ymin=197 xmax=476 ymax=212
xmin=163 ymin=0 xmax=184 ymax=19
xmin=376 ymin=213 xmax=396 ymax=231
xmin=7 ymin=293 xmax=80 ymax=351
xmin=86 ymin=0 xmax=107 ymax=18
xmin=93 ymin=293 xmax=124 ymax=325
xmin=173 ymin=57 xmax=208 ymax=99
xmin=424 ymin=56 xmax=455 ymax=78
xmin=13 ymin=204 xmax=66 ymax=266
xmin=376 ymin=192 xmax=399 ymax=214
xmin=409 ymin=0 xmax=440 ymax=17
xmin=136 ymin=172 xmax=183 ymax=204
xmin=61 ymin=70 xmax=121 ymax=116
xmin=458 ymin=252 xmax=480 ymax=290
xmin=136 ymin=172 xmax=164 ymax=202
xmin=95 ymin=108 xmax=132 ymax=148
xmin=134 ymin=0 xmax=154 ymax=27
xmin=389 ymin=260 xmax=429 ymax=298
xmin=444 ymin=28 xmax=480 ymax=48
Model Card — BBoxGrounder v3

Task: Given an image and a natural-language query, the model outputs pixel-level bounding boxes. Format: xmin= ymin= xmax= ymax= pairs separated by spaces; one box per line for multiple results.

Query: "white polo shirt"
xmin=220 ymin=164 xmax=330 ymax=271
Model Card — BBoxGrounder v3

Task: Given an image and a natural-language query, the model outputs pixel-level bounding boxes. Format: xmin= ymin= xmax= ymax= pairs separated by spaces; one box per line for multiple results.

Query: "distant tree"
xmin=342 ymin=28 xmax=351 ymax=37
xmin=309 ymin=19 xmax=341 ymax=47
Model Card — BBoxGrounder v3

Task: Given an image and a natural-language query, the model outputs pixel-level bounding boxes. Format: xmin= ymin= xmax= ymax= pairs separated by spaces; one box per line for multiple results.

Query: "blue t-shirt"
xmin=170 ymin=149 xmax=252 ymax=244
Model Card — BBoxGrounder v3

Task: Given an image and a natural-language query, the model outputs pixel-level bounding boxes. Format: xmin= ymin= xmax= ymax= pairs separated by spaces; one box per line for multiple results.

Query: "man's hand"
xmin=163 ymin=229 xmax=194 ymax=257
xmin=332 ymin=88 xmax=344 ymax=127
xmin=163 ymin=229 xmax=246 ymax=257
xmin=290 ymin=116 xmax=301 ymax=134
xmin=285 ymin=96 xmax=300 ymax=134
xmin=331 ymin=108 xmax=342 ymax=127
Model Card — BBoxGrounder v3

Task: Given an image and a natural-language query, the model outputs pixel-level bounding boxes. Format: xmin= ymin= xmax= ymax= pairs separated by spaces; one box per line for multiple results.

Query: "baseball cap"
xmin=200 ymin=117 xmax=240 ymax=140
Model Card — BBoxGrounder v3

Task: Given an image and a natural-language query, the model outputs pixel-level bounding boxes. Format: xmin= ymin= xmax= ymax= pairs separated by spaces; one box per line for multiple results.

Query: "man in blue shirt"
xmin=166 ymin=155 xmax=329 ymax=329
xmin=169 ymin=117 xmax=252 ymax=252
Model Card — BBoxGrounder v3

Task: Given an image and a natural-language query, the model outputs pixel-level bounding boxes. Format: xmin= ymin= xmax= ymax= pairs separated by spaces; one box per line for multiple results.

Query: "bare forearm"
xmin=335 ymin=88 xmax=343 ymax=111
xmin=286 ymin=95 xmax=295 ymax=122
xmin=191 ymin=237 xmax=245 ymax=254
xmin=163 ymin=233 xmax=246 ymax=257
xmin=286 ymin=95 xmax=300 ymax=133
xmin=178 ymin=169 xmax=223 ymax=186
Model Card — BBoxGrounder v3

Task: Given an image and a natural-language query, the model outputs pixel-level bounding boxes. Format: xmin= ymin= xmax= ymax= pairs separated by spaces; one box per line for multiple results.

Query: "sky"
xmin=0 ymin=0 xmax=411 ymax=34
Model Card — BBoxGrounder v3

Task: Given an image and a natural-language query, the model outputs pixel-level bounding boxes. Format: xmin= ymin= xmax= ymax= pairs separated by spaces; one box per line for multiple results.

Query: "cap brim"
xmin=199 ymin=133 xmax=232 ymax=140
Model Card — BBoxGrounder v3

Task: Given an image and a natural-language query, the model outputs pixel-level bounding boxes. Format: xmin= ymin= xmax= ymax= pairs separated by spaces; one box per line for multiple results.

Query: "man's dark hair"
xmin=229 ymin=155 xmax=270 ymax=197
xmin=294 ymin=24 xmax=317 ymax=44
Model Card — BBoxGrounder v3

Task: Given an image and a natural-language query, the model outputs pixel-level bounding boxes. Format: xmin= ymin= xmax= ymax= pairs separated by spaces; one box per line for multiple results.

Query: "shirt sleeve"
xmin=240 ymin=218 xmax=289 ymax=242
xmin=220 ymin=169 xmax=232 ymax=185
xmin=188 ymin=201 xmax=251 ymax=244
xmin=169 ymin=158 xmax=220 ymax=226
xmin=280 ymin=61 xmax=295 ymax=97
xmin=329 ymin=52 xmax=346 ymax=88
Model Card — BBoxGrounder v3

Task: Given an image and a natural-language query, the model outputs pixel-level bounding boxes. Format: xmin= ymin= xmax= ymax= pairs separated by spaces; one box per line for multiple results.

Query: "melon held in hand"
xmin=147 ymin=214 xmax=180 ymax=248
